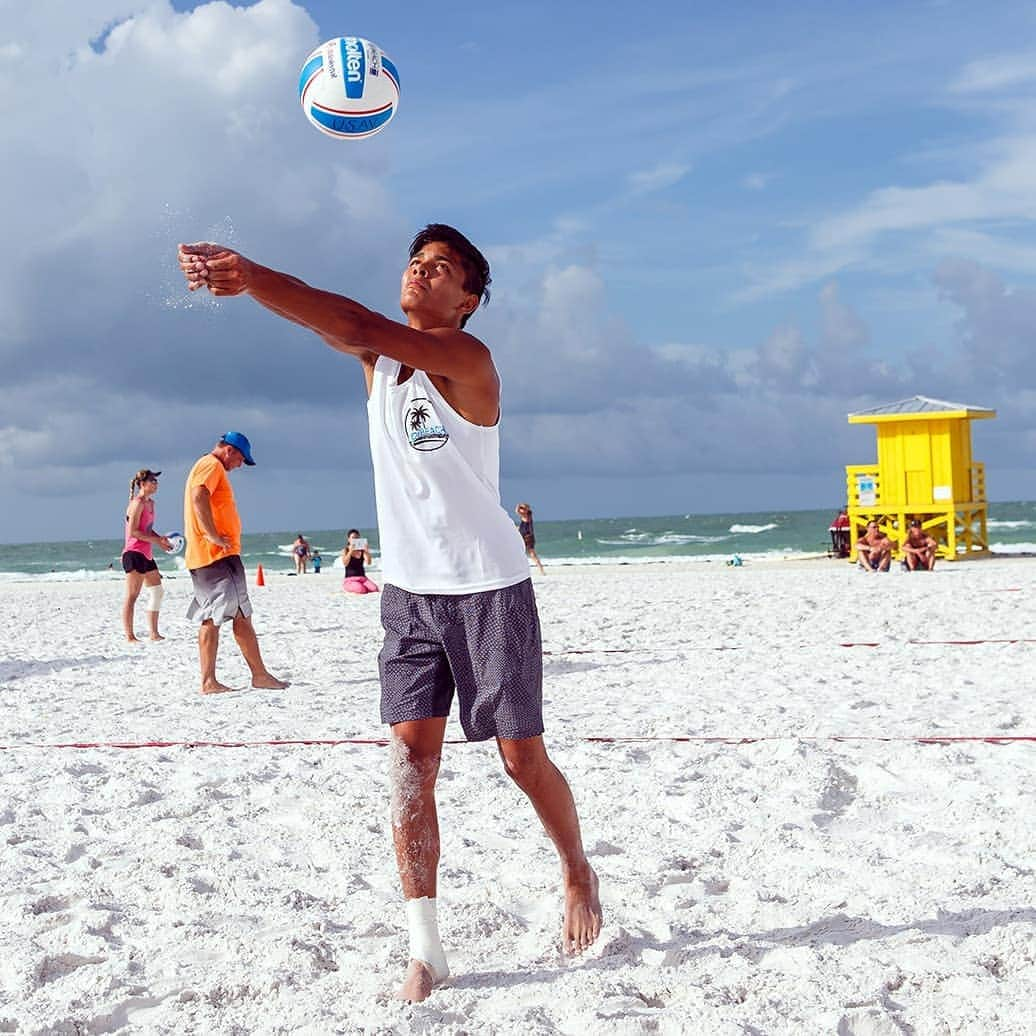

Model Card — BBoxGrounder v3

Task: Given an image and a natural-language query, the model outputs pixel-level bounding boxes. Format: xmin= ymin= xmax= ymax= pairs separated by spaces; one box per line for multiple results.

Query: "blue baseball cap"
xmin=220 ymin=431 xmax=256 ymax=466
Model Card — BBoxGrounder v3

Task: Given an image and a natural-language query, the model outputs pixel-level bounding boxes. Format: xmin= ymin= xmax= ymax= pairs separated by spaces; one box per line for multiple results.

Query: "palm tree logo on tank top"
xmin=404 ymin=398 xmax=449 ymax=452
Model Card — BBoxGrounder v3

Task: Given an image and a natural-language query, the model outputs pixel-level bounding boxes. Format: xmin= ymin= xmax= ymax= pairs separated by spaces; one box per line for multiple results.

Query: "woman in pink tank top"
xmin=122 ymin=469 xmax=172 ymax=642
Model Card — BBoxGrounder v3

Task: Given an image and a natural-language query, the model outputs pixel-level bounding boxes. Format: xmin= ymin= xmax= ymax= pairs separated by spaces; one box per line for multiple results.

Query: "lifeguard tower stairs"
xmin=845 ymin=396 xmax=996 ymax=561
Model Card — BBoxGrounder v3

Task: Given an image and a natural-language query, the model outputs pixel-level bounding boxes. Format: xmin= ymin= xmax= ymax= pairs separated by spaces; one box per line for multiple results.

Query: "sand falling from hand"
xmin=152 ymin=211 xmax=240 ymax=311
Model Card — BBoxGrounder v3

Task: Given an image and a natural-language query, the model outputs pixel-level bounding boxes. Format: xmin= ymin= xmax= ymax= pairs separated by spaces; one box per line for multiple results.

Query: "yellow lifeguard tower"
xmin=845 ymin=395 xmax=996 ymax=561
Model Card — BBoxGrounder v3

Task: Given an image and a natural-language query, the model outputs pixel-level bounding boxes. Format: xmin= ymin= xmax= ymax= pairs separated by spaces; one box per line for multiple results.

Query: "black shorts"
xmin=379 ymin=579 xmax=544 ymax=742
xmin=122 ymin=550 xmax=158 ymax=575
xmin=522 ymin=534 xmax=536 ymax=549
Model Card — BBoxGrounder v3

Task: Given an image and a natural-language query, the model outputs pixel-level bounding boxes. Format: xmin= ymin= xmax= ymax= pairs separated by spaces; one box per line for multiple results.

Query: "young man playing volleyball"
xmin=177 ymin=225 xmax=602 ymax=1002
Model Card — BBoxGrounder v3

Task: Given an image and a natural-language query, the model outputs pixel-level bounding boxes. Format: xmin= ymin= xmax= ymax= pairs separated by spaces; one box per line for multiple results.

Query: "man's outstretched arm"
xmin=177 ymin=243 xmax=491 ymax=384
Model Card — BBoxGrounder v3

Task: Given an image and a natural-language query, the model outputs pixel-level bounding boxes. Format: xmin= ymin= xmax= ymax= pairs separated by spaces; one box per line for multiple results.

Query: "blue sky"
xmin=3 ymin=1 xmax=1036 ymax=541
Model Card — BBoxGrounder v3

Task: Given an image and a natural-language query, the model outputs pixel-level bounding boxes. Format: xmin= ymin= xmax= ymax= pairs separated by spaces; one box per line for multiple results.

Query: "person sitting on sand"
xmin=121 ymin=469 xmax=173 ymax=643
xmin=342 ymin=529 xmax=379 ymax=594
xmin=292 ymin=533 xmax=310 ymax=575
xmin=178 ymin=224 xmax=602 ymax=1003
xmin=183 ymin=432 xmax=288 ymax=695
xmin=515 ymin=502 xmax=545 ymax=575
xmin=856 ymin=520 xmax=893 ymax=572
xmin=901 ymin=519 xmax=938 ymax=571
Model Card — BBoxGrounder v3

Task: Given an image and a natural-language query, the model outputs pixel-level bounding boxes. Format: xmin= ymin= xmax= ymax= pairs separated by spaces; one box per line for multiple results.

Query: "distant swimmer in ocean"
xmin=515 ymin=502 xmax=545 ymax=575
xmin=122 ymin=469 xmax=173 ymax=642
xmin=178 ymin=224 xmax=602 ymax=1002
xmin=342 ymin=529 xmax=379 ymax=594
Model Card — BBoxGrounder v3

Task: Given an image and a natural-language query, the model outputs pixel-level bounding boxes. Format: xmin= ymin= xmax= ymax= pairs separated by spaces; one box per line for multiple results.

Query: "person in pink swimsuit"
xmin=122 ymin=469 xmax=172 ymax=642
xmin=342 ymin=529 xmax=379 ymax=594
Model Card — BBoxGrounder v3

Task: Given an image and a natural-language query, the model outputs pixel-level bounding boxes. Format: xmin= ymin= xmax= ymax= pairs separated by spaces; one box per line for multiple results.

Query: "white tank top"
xmin=367 ymin=356 xmax=529 ymax=594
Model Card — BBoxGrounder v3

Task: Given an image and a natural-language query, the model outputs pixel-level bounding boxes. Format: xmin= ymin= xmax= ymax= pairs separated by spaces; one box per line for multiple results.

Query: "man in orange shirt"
xmin=183 ymin=432 xmax=288 ymax=695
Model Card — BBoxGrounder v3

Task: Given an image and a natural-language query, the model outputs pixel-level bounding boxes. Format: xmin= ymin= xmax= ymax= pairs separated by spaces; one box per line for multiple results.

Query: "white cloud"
xmin=809 ymin=137 xmax=1036 ymax=254
xmin=950 ymin=52 xmax=1036 ymax=94
xmin=737 ymin=134 xmax=1036 ymax=301
xmin=819 ymin=281 xmax=869 ymax=352
xmin=627 ymin=162 xmax=691 ymax=195
xmin=741 ymin=172 xmax=772 ymax=191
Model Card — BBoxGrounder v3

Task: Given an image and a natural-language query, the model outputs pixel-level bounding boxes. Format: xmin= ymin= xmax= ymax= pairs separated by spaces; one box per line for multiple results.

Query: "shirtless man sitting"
xmin=901 ymin=519 xmax=938 ymax=571
xmin=856 ymin=520 xmax=893 ymax=571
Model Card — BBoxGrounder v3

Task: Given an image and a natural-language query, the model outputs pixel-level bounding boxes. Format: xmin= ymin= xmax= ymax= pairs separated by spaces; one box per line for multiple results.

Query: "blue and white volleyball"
xmin=164 ymin=533 xmax=185 ymax=555
xmin=298 ymin=37 xmax=400 ymax=140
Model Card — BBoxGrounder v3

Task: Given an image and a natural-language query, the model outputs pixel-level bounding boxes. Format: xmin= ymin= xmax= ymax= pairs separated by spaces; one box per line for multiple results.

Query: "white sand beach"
xmin=1 ymin=557 xmax=1034 ymax=1034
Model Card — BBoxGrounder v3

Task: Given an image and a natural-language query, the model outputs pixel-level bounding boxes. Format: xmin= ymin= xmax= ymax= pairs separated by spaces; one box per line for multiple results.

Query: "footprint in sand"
xmin=33 ymin=952 xmax=106 ymax=985
xmin=813 ymin=762 xmax=859 ymax=828
xmin=29 ymin=894 xmax=74 ymax=916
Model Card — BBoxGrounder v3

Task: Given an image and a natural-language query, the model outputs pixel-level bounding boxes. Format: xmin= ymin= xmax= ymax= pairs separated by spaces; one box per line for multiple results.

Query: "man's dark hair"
xmin=409 ymin=223 xmax=491 ymax=328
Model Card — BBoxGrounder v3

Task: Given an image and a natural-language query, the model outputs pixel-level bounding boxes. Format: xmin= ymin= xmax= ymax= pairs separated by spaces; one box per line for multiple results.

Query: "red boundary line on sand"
xmin=546 ymin=639 xmax=1036 ymax=653
xmin=840 ymin=639 xmax=1036 ymax=647
xmin=1 ymin=735 xmax=1034 ymax=751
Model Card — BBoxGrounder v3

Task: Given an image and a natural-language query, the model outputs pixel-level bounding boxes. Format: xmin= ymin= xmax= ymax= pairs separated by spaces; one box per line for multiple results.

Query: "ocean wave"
xmin=596 ymin=532 xmax=728 ymax=547
xmin=0 ymin=568 xmax=124 ymax=583
xmin=729 ymin=523 xmax=778 ymax=534
xmin=987 ymin=520 xmax=1035 ymax=530
xmin=990 ymin=542 xmax=1036 ymax=554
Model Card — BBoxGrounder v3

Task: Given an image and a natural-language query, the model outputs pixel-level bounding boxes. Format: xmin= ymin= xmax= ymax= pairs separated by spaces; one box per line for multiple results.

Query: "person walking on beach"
xmin=183 ymin=432 xmax=288 ymax=695
xmin=121 ymin=468 xmax=172 ymax=642
xmin=178 ymin=226 xmax=602 ymax=1001
xmin=515 ymin=502 xmax=545 ymax=575
xmin=341 ymin=528 xmax=379 ymax=594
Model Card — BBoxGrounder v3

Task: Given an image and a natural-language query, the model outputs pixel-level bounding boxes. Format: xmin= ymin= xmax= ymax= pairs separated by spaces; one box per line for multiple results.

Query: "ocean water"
xmin=3 ymin=502 xmax=1036 ymax=581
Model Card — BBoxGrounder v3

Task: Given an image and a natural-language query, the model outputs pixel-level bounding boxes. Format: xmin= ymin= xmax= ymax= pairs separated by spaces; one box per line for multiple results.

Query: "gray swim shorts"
xmin=186 ymin=555 xmax=253 ymax=626
xmin=379 ymin=579 xmax=544 ymax=742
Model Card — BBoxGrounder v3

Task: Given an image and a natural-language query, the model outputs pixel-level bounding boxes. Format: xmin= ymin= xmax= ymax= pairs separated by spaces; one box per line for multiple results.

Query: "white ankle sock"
xmin=406 ymin=896 xmax=449 ymax=982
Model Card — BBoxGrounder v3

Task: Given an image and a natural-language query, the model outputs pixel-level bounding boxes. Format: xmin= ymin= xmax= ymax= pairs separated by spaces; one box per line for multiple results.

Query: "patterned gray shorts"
xmin=186 ymin=555 xmax=253 ymax=626
xmin=379 ymin=579 xmax=544 ymax=742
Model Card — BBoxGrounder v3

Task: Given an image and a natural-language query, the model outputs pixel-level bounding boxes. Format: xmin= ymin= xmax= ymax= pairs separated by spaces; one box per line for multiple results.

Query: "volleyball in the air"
xmin=298 ymin=37 xmax=400 ymax=140
xmin=164 ymin=533 xmax=185 ymax=555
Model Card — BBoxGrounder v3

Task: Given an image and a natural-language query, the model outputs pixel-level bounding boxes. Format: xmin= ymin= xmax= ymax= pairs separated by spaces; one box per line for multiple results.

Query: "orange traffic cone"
xmin=256 ymin=563 xmax=265 ymax=587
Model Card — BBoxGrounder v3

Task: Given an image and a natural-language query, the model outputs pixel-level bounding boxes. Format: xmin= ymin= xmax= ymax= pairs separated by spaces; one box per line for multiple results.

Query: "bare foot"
xmin=149 ymin=633 xmax=165 ymax=642
xmin=126 ymin=635 xmax=140 ymax=643
xmin=251 ymin=673 xmax=289 ymax=690
xmin=394 ymin=959 xmax=442 ymax=1003
xmin=201 ymin=679 xmax=235 ymax=695
xmin=563 ymin=866 xmax=602 ymax=954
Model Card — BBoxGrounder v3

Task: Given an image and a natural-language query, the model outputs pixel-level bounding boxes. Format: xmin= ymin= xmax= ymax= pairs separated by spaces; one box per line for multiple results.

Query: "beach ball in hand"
xmin=298 ymin=37 xmax=400 ymax=140
xmin=164 ymin=533 xmax=185 ymax=555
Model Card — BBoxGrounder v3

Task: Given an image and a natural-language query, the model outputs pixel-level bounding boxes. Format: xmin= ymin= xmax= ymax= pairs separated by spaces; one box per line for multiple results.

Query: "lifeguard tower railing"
xmin=845 ymin=462 xmax=988 ymax=559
